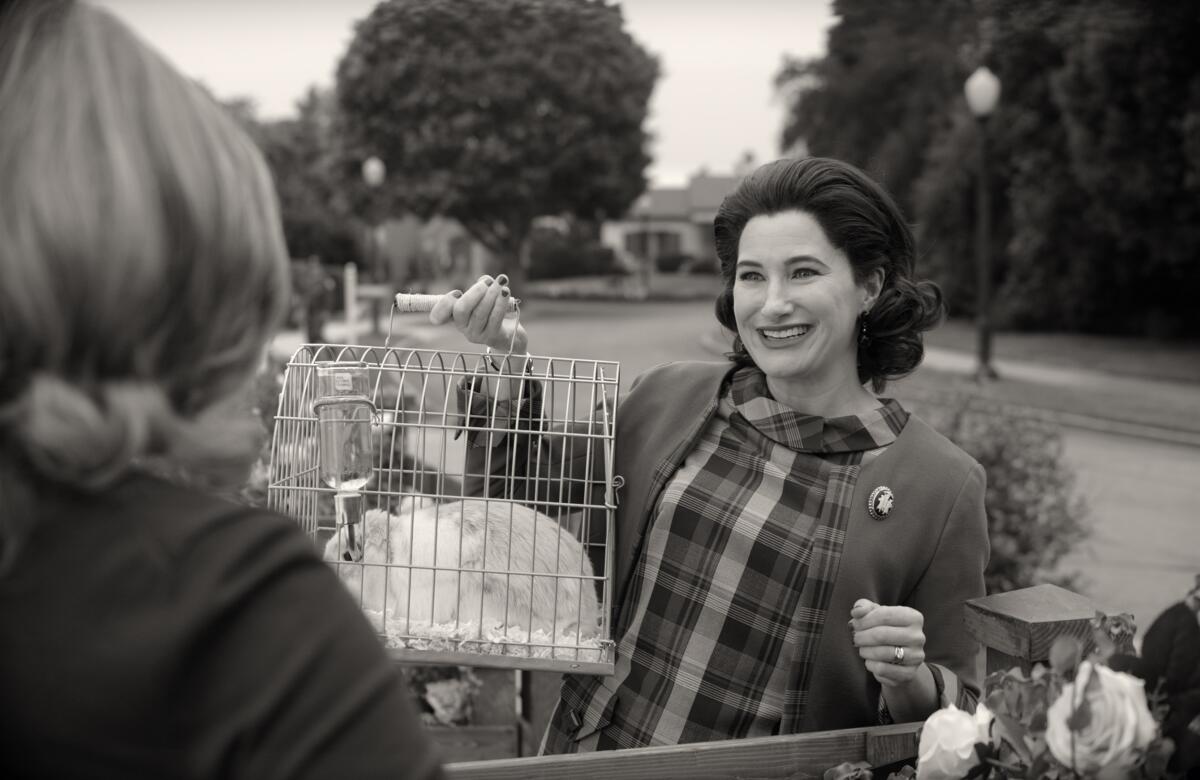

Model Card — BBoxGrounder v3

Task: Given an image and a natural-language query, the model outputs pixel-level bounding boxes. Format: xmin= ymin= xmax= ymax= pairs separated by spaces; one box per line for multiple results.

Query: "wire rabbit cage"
xmin=267 ymin=299 xmax=619 ymax=674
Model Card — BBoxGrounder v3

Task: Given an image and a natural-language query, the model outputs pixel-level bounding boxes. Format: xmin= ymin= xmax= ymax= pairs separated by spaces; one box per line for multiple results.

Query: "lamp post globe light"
xmin=964 ymin=66 xmax=1000 ymax=381
xmin=361 ymin=155 xmax=386 ymax=188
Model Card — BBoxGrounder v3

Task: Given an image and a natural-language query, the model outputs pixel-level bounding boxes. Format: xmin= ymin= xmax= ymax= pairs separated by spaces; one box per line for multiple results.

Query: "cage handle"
xmin=393 ymin=293 xmax=520 ymax=313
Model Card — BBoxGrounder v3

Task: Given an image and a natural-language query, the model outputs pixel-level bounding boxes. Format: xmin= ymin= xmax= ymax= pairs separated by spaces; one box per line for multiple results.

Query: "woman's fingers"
xmin=428 ymin=290 xmax=462 ymax=325
xmin=851 ymin=624 xmax=925 ymax=649
xmin=850 ymin=599 xmax=877 ymax=619
xmin=850 ymin=604 xmax=923 ymax=631
xmin=458 ymin=276 xmax=496 ymax=333
xmin=857 ymin=644 xmax=926 ymax=666
xmin=483 ymin=284 xmax=512 ymax=349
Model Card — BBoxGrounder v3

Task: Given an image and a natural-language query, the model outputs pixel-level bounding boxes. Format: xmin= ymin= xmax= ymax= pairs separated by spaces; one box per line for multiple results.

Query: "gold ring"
xmin=892 ymin=646 xmax=905 ymax=664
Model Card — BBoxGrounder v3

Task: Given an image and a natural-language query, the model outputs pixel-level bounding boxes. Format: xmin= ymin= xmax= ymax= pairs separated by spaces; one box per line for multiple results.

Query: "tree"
xmin=1046 ymin=0 xmax=1200 ymax=336
xmin=334 ymin=0 xmax=658 ymax=286
xmin=916 ymin=0 xmax=1200 ymax=335
xmin=782 ymin=0 xmax=1200 ymax=337
xmin=222 ymin=89 xmax=363 ymax=269
xmin=776 ymin=0 xmax=976 ymax=216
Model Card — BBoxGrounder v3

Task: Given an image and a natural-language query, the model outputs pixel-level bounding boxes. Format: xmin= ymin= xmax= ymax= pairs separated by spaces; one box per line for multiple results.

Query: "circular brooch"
xmin=867 ymin=485 xmax=894 ymax=520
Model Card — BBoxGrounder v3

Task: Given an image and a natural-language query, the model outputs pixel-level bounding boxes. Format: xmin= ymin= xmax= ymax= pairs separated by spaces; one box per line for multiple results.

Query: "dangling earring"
xmin=858 ymin=312 xmax=870 ymax=347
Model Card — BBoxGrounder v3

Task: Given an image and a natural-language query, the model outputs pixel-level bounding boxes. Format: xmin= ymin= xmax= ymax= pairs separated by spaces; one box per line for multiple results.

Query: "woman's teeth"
xmin=761 ymin=325 xmax=809 ymax=341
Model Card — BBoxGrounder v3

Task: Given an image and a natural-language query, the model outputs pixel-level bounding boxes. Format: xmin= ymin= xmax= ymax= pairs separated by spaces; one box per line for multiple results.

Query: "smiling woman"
xmin=425 ymin=156 xmax=987 ymax=754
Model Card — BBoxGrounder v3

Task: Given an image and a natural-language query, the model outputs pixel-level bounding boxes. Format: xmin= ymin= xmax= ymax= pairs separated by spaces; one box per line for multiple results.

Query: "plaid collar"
xmin=728 ymin=366 xmax=908 ymax=454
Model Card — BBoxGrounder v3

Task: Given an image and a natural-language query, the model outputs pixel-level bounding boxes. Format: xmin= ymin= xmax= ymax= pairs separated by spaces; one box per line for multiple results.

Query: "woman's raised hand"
xmin=428 ymin=274 xmax=529 ymax=355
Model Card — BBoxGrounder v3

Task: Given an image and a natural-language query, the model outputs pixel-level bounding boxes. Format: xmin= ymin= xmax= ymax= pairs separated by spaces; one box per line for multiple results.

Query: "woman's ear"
xmin=861 ymin=267 xmax=885 ymax=311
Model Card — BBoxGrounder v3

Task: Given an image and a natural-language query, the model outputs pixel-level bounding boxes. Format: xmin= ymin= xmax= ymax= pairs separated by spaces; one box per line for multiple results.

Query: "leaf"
xmin=1026 ymin=751 xmax=1054 ymax=780
xmin=985 ymin=689 xmax=1009 ymax=717
xmin=1140 ymin=737 xmax=1173 ymax=778
xmin=994 ymin=712 xmax=1035 ymax=766
xmin=1028 ymin=710 xmax=1047 ymax=733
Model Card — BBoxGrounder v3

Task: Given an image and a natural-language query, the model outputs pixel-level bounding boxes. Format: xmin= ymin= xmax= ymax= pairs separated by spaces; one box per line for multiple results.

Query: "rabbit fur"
xmin=324 ymin=498 xmax=600 ymax=638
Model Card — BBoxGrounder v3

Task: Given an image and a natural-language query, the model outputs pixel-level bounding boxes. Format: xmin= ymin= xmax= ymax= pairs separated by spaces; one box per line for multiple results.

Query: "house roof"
xmin=643 ymin=188 xmax=688 ymax=219
xmin=687 ymin=173 xmax=738 ymax=211
xmin=629 ymin=172 xmax=741 ymax=222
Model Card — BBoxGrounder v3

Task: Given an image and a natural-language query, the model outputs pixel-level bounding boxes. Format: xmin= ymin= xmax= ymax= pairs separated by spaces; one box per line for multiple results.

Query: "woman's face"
xmin=733 ymin=209 xmax=881 ymax=394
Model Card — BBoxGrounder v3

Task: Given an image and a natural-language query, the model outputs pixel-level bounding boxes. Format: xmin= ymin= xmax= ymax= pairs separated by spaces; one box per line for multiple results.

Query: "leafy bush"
xmin=528 ymin=232 xmax=623 ymax=280
xmin=913 ymin=396 xmax=1089 ymax=594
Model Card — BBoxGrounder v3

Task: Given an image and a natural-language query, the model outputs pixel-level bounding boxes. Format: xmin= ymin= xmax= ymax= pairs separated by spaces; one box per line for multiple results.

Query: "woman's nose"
xmin=761 ymin=283 xmax=795 ymax=317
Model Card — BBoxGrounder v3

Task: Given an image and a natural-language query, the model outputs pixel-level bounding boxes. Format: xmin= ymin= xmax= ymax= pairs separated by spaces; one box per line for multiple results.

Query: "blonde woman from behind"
xmin=0 ymin=2 xmax=441 ymax=777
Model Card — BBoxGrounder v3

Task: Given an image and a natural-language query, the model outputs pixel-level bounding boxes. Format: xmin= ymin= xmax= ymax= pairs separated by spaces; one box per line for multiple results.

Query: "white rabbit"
xmin=323 ymin=498 xmax=600 ymax=639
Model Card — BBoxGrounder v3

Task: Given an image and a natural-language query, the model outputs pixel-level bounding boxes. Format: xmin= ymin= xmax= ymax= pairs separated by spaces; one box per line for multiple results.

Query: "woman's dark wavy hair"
xmin=713 ymin=156 xmax=944 ymax=393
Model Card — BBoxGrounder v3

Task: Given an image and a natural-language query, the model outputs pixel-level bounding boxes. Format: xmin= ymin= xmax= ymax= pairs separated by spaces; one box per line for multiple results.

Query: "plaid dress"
xmin=543 ymin=367 xmax=910 ymax=752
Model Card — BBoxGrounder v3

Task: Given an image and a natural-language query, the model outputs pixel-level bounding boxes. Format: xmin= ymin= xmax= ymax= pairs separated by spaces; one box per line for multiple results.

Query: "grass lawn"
xmin=927 ymin=318 xmax=1200 ymax=385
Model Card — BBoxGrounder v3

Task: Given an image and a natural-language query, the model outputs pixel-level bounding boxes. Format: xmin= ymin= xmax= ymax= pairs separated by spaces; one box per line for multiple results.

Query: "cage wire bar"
xmin=268 ymin=341 xmax=620 ymax=674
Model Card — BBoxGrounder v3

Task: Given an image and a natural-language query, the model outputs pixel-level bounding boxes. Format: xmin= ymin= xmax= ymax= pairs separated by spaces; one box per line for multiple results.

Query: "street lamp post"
xmin=361 ymin=156 xmax=386 ymax=282
xmin=964 ymin=66 xmax=1001 ymax=381
xmin=634 ymin=192 xmax=653 ymax=298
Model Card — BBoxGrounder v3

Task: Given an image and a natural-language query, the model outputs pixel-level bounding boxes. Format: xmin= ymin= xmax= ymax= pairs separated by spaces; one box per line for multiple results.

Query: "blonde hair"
xmin=0 ymin=1 xmax=289 ymax=508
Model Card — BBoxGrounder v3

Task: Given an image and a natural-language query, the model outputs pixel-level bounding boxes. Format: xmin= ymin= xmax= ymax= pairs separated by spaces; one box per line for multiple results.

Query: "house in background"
xmin=367 ymin=215 xmax=497 ymax=290
xmin=601 ymin=170 xmax=741 ymax=270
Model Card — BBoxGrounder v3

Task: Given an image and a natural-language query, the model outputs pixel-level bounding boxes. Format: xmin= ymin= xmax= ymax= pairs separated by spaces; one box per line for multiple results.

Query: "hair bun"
xmin=13 ymin=375 xmax=172 ymax=489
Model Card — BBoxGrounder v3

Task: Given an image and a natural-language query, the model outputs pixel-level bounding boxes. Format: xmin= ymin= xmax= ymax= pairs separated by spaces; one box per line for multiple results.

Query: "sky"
xmin=93 ymin=0 xmax=834 ymax=187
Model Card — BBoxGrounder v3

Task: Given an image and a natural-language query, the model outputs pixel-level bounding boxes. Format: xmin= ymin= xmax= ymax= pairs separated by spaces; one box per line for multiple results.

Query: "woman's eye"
xmin=792 ymin=268 xmax=817 ymax=280
xmin=737 ymin=271 xmax=764 ymax=282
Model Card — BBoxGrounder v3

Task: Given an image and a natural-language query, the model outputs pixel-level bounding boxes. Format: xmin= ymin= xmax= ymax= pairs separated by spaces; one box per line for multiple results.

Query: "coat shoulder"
xmin=630 ymin=360 xmax=732 ymax=393
xmin=892 ymin=412 xmax=982 ymax=481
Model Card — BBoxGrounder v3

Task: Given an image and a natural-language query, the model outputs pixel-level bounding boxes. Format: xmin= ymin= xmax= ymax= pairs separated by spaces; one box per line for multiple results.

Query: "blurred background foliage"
xmin=777 ymin=0 xmax=1200 ymax=337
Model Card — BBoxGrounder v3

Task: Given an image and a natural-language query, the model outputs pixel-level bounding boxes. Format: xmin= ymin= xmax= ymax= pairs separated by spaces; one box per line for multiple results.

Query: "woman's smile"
xmin=756 ymin=323 xmax=812 ymax=345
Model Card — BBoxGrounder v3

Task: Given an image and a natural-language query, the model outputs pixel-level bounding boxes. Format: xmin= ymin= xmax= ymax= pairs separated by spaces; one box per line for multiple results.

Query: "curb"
xmin=894 ymin=386 xmax=1200 ymax=449
xmin=696 ymin=332 xmax=1200 ymax=449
